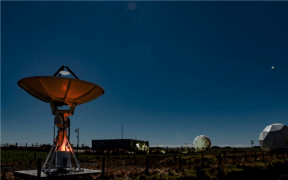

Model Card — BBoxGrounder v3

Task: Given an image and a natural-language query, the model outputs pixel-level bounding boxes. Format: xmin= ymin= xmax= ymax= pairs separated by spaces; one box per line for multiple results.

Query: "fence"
xmin=1 ymin=143 xmax=92 ymax=149
xmin=2 ymin=150 xmax=288 ymax=180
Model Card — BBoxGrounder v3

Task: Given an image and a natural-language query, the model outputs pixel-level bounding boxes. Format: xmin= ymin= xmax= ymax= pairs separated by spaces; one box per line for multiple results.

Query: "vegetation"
xmin=1 ymin=148 xmax=288 ymax=180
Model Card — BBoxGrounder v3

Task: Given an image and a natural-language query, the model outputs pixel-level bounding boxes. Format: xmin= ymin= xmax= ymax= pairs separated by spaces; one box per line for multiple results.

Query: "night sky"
xmin=2 ymin=2 xmax=288 ymax=148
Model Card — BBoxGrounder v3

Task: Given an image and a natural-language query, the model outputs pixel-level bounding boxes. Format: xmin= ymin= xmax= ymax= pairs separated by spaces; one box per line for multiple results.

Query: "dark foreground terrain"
xmin=2 ymin=149 xmax=288 ymax=180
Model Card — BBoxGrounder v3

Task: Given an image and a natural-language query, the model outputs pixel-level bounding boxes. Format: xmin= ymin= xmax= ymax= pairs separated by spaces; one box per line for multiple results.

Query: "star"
xmin=271 ymin=66 xmax=274 ymax=69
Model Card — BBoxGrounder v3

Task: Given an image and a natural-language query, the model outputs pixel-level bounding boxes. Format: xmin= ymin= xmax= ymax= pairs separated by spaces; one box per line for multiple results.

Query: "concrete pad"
xmin=14 ymin=169 xmax=101 ymax=179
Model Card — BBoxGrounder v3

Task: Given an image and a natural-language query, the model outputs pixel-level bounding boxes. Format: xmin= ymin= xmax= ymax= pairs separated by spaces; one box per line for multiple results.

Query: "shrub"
xmin=139 ymin=174 xmax=148 ymax=180
xmin=168 ymin=171 xmax=174 ymax=176
xmin=215 ymin=166 xmax=229 ymax=180
xmin=195 ymin=166 xmax=207 ymax=180
xmin=177 ymin=175 xmax=197 ymax=180
xmin=84 ymin=150 xmax=91 ymax=155
xmin=112 ymin=148 xmax=121 ymax=155
xmin=278 ymin=174 xmax=288 ymax=180
xmin=224 ymin=146 xmax=231 ymax=149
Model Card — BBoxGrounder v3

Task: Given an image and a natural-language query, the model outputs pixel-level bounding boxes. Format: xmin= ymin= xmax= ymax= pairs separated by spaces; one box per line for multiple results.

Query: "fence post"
xmin=16 ymin=142 xmax=17 ymax=149
xmin=244 ymin=152 xmax=247 ymax=162
xmin=101 ymin=157 xmax=105 ymax=177
xmin=7 ymin=153 xmax=9 ymax=164
xmin=254 ymin=151 xmax=257 ymax=161
xmin=174 ymin=149 xmax=176 ymax=157
xmin=262 ymin=151 xmax=265 ymax=160
xmin=37 ymin=158 xmax=42 ymax=180
xmin=218 ymin=153 xmax=222 ymax=164
xmin=145 ymin=156 xmax=149 ymax=175
xmin=157 ymin=146 xmax=158 ymax=155
xmin=179 ymin=155 xmax=182 ymax=170
xmin=201 ymin=151 xmax=204 ymax=167
xmin=233 ymin=151 xmax=236 ymax=164
xmin=26 ymin=143 xmax=27 ymax=148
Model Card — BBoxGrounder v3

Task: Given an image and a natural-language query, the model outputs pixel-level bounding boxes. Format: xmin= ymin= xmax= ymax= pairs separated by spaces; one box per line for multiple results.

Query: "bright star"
xmin=271 ymin=66 xmax=274 ymax=69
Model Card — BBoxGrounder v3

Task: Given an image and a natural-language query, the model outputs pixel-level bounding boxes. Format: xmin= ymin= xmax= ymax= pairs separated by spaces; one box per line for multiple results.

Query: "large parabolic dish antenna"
xmin=17 ymin=65 xmax=105 ymax=174
xmin=18 ymin=76 xmax=105 ymax=107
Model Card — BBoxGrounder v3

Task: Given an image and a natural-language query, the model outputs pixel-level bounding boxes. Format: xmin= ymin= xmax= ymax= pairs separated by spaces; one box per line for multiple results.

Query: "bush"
xmin=215 ymin=166 xmax=229 ymax=180
xmin=95 ymin=149 xmax=105 ymax=155
xmin=139 ymin=174 xmax=148 ymax=180
xmin=278 ymin=174 xmax=288 ymax=180
xmin=111 ymin=148 xmax=120 ymax=155
xmin=178 ymin=175 xmax=197 ymax=180
xmin=84 ymin=150 xmax=91 ymax=155
xmin=168 ymin=171 xmax=174 ymax=176
xmin=105 ymin=150 xmax=111 ymax=156
xmin=195 ymin=166 xmax=207 ymax=180
xmin=119 ymin=148 xmax=127 ymax=155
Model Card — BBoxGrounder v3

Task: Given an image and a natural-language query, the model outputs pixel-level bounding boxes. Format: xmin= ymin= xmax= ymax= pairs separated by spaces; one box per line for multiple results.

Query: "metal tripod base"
xmin=41 ymin=141 xmax=83 ymax=175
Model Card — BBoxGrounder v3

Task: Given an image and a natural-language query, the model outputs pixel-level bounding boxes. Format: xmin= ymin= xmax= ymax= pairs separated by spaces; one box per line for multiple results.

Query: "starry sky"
xmin=2 ymin=1 xmax=288 ymax=148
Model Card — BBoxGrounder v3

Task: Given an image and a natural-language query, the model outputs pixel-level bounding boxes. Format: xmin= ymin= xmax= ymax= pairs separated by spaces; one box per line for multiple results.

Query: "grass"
xmin=1 ymin=149 xmax=288 ymax=180
xmin=1 ymin=150 xmax=48 ymax=164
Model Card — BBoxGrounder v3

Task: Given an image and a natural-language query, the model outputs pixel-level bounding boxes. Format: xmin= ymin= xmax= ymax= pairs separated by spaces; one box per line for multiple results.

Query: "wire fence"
xmin=2 ymin=150 xmax=288 ymax=180
xmin=0 ymin=143 xmax=92 ymax=148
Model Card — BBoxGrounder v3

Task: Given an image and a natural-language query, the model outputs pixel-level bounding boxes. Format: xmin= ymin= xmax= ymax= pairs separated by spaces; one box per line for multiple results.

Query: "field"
xmin=1 ymin=148 xmax=288 ymax=180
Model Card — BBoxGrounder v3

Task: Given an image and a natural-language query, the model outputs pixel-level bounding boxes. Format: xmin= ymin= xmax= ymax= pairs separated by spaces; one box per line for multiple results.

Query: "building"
xmin=92 ymin=139 xmax=149 ymax=152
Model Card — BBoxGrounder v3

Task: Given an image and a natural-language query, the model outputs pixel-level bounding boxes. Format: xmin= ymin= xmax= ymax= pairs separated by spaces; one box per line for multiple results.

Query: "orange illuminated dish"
xmin=18 ymin=66 xmax=104 ymax=173
xmin=17 ymin=76 xmax=105 ymax=107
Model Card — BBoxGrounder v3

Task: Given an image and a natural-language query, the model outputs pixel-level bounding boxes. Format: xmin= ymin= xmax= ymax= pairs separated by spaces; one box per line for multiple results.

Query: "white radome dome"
xmin=259 ymin=123 xmax=288 ymax=151
xmin=193 ymin=135 xmax=211 ymax=151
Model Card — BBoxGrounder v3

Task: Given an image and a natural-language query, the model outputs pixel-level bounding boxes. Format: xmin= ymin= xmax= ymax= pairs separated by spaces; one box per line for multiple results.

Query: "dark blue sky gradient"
xmin=2 ymin=2 xmax=288 ymax=147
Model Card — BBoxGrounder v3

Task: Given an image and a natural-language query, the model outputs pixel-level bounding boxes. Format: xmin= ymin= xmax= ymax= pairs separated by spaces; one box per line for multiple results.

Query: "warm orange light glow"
xmin=56 ymin=130 xmax=73 ymax=153
xmin=64 ymin=113 xmax=69 ymax=118
xmin=58 ymin=136 xmax=72 ymax=152
xmin=61 ymin=84 xmax=68 ymax=92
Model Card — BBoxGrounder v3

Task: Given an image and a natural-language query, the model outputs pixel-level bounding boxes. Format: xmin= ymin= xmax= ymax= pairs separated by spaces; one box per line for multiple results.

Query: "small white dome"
xmin=193 ymin=135 xmax=211 ymax=151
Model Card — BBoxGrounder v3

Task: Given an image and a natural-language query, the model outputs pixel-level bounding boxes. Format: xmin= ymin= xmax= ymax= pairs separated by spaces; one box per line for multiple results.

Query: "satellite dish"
xmin=17 ymin=65 xmax=104 ymax=107
xmin=18 ymin=76 xmax=104 ymax=107
xmin=17 ymin=65 xmax=105 ymax=174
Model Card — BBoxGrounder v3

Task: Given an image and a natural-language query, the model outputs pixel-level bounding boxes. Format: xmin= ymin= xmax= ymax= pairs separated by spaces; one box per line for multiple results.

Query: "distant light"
xmin=59 ymin=71 xmax=70 ymax=75
xmin=128 ymin=1 xmax=137 ymax=11
xmin=271 ymin=66 xmax=274 ymax=69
